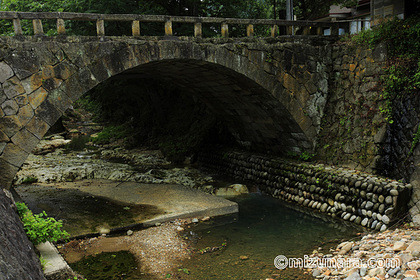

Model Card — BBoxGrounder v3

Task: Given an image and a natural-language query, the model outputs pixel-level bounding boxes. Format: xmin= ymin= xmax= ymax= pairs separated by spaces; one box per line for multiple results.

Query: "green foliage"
xmin=178 ymin=268 xmax=190 ymax=275
xmin=21 ymin=176 xmax=38 ymax=184
xmin=345 ymin=16 xmax=420 ymax=58
xmin=91 ymin=125 xmax=129 ymax=145
xmin=39 ymin=256 xmax=48 ymax=270
xmin=409 ymin=124 xmax=420 ymax=157
xmin=344 ymin=16 xmax=420 ymax=124
xmin=380 ymin=59 xmax=420 ymax=124
xmin=299 ymin=151 xmax=315 ymax=161
xmin=15 ymin=202 xmax=69 ymax=245
xmin=287 ymin=151 xmax=316 ymax=162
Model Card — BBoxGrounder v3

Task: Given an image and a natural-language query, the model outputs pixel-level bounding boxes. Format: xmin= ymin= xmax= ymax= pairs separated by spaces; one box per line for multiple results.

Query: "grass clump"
xmin=90 ymin=125 xmax=130 ymax=145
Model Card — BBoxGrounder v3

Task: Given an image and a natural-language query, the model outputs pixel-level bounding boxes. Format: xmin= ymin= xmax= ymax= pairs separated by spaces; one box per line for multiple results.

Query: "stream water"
xmin=64 ymin=192 xmax=360 ymax=280
xmin=178 ymin=193 xmax=360 ymax=280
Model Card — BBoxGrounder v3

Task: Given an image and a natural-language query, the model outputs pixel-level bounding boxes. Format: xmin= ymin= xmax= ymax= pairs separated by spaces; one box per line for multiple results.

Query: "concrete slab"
xmin=36 ymin=242 xmax=73 ymax=280
xmin=37 ymin=179 xmax=238 ymax=230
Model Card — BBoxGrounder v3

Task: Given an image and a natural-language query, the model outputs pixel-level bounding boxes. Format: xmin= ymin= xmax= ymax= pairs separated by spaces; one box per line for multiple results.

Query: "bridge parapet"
xmin=0 ymin=11 xmax=341 ymax=38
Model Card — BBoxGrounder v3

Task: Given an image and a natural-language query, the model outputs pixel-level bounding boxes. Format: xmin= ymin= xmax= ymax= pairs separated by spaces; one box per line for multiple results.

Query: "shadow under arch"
xmin=111 ymin=58 xmax=312 ymax=154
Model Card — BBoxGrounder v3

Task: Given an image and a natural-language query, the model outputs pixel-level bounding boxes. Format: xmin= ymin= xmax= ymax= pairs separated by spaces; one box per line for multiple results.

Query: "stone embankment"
xmin=306 ymin=228 xmax=420 ymax=280
xmin=198 ymin=149 xmax=412 ymax=231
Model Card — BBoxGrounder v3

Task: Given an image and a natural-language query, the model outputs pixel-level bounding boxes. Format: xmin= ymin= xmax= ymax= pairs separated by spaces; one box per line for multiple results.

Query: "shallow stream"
xmin=65 ymin=192 xmax=360 ymax=280
xmin=178 ymin=193 xmax=360 ymax=280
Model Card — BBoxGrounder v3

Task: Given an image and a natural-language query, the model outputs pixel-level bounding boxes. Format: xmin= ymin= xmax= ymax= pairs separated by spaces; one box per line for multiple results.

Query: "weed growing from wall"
xmin=15 ymin=202 xmax=69 ymax=245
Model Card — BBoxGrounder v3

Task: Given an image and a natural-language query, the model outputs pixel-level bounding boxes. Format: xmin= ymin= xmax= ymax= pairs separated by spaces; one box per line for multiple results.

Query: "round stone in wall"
xmin=390 ymin=189 xmax=398 ymax=196
xmin=361 ymin=217 xmax=368 ymax=226
xmin=382 ymin=215 xmax=390 ymax=225
xmin=365 ymin=201 xmax=374 ymax=210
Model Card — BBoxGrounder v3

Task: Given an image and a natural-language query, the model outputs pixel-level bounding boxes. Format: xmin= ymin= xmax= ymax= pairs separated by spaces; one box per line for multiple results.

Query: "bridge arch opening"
xmin=95 ymin=59 xmax=312 ymax=157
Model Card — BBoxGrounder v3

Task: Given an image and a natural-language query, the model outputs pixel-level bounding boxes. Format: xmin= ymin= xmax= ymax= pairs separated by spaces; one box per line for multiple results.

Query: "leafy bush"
xmin=344 ymin=16 xmax=420 ymax=58
xmin=16 ymin=202 xmax=69 ymax=245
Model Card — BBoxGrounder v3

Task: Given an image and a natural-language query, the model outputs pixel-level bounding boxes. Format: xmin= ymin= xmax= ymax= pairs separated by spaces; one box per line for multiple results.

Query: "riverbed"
xmin=14 ymin=143 xmax=362 ymax=279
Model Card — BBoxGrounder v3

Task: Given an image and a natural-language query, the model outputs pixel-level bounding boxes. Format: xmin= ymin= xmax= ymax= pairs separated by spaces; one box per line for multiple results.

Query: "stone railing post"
xmin=317 ymin=26 xmax=323 ymax=35
xmin=32 ymin=19 xmax=44 ymax=35
xmin=246 ymin=24 xmax=254 ymax=37
xmin=271 ymin=25 xmax=278 ymax=37
xmin=96 ymin=19 xmax=105 ymax=36
xmin=221 ymin=22 xmax=229 ymax=38
xmin=57 ymin=18 xmax=66 ymax=35
xmin=13 ymin=18 xmax=22 ymax=35
xmin=194 ymin=22 xmax=202 ymax=37
xmin=165 ymin=20 xmax=173 ymax=36
xmin=0 ymin=11 xmax=339 ymax=38
xmin=132 ymin=20 xmax=140 ymax=36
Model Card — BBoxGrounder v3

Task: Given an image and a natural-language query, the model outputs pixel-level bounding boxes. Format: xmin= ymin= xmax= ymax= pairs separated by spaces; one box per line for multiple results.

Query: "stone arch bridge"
xmin=0 ymin=12 xmax=338 ymax=189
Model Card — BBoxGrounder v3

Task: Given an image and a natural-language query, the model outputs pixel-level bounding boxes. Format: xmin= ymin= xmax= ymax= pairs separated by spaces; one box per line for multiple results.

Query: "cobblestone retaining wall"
xmin=0 ymin=189 xmax=45 ymax=279
xmin=198 ymin=149 xmax=412 ymax=230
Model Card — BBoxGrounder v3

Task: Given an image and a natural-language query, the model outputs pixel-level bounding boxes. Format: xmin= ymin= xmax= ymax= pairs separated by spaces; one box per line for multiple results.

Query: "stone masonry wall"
xmin=0 ymin=188 xmax=46 ymax=279
xmin=317 ymin=44 xmax=388 ymax=172
xmin=198 ymin=148 xmax=411 ymax=231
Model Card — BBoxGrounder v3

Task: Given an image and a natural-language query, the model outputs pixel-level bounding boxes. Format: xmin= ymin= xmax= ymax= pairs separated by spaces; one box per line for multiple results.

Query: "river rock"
xmin=407 ymin=241 xmax=420 ymax=254
xmin=393 ymin=241 xmax=408 ymax=251
xmin=388 ymin=267 xmax=400 ymax=276
xmin=404 ymin=270 xmax=418 ymax=278
xmin=215 ymin=184 xmax=248 ymax=196
xmin=345 ymin=272 xmax=361 ymax=280
xmin=359 ymin=267 xmax=367 ymax=277
xmin=312 ymin=269 xmax=321 ymax=277
xmin=361 ymin=218 xmax=368 ymax=226
xmin=367 ymin=267 xmax=385 ymax=277
xmin=338 ymin=241 xmax=353 ymax=255
xmin=407 ymin=260 xmax=420 ymax=270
